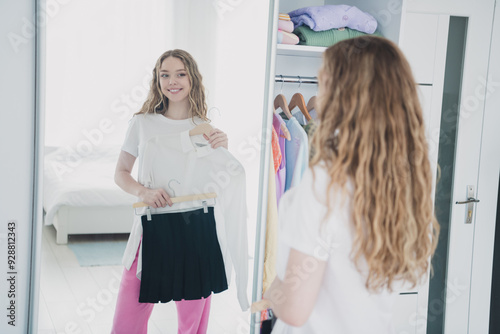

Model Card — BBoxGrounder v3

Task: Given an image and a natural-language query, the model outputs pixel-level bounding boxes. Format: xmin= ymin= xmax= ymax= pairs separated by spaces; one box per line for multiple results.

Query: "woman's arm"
xmin=263 ymin=248 xmax=327 ymax=327
xmin=114 ymin=150 xmax=173 ymax=208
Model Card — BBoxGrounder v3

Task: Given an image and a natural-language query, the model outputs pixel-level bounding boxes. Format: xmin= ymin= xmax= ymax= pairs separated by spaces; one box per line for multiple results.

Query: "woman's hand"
xmin=138 ymin=187 xmax=173 ymax=208
xmin=204 ymin=128 xmax=228 ymax=149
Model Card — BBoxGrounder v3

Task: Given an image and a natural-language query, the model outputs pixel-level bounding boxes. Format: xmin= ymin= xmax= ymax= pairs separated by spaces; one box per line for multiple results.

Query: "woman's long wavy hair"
xmin=135 ymin=49 xmax=208 ymax=121
xmin=311 ymin=36 xmax=439 ymax=291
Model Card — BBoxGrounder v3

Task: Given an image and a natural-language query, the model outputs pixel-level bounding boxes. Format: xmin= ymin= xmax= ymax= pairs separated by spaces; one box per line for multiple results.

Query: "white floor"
xmin=38 ymin=225 xmax=252 ymax=333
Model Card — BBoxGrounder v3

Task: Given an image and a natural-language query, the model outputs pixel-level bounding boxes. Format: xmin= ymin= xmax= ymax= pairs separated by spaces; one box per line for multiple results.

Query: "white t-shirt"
xmin=272 ymin=165 xmax=398 ymax=334
xmin=120 ymin=113 xmax=250 ymax=311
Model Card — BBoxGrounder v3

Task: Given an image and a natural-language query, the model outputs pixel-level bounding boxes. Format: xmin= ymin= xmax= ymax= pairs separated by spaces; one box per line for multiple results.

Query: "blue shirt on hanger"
xmin=284 ymin=117 xmax=309 ymax=192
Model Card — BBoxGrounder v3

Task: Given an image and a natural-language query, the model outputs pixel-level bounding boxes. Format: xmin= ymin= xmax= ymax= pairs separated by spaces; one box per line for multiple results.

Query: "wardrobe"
xmin=252 ymin=0 xmax=491 ymax=333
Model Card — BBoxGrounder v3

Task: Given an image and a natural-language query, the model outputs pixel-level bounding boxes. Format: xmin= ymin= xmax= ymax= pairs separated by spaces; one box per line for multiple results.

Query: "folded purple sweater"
xmin=289 ymin=5 xmax=377 ymax=34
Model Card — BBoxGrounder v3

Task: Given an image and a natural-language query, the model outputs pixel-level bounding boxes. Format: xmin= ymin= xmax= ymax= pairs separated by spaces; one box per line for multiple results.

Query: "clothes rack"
xmin=275 ymin=75 xmax=318 ymax=84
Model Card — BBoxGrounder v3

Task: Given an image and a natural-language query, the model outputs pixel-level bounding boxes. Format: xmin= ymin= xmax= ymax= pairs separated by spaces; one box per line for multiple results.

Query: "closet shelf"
xmin=276 ymin=44 xmax=326 ymax=58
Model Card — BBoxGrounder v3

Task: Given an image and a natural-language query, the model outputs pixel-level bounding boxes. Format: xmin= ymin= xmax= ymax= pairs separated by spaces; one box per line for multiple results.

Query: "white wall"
xmin=44 ymin=1 xmax=175 ymax=149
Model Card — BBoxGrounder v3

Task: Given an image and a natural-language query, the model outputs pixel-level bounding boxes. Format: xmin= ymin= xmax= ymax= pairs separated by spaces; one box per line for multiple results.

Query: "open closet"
xmin=252 ymin=0 xmax=456 ymax=333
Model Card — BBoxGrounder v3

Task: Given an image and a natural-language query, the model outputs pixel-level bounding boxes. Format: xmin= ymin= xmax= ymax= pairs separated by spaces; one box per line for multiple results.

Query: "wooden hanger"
xmin=307 ymin=96 xmax=317 ymax=113
xmin=189 ymin=123 xmax=214 ymax=137
xmin=274 ymin=94 xmax=293 ymax=119
xmin=289 ymin=93 xmax=312 ymax=122
xmin=133 ymin=193 xmax=217 ymax=208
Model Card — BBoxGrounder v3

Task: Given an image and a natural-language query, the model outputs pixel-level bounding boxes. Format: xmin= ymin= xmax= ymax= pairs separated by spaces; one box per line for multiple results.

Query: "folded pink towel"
xmin=277 ymin=30 xmax=299 ymax=45
xmin=278 ymin=19 xmax=294 ymax=33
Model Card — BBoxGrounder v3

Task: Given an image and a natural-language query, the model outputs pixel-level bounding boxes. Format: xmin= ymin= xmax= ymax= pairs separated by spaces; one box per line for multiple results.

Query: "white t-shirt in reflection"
xmin=272 ymin=165 xmax=398 ymax=334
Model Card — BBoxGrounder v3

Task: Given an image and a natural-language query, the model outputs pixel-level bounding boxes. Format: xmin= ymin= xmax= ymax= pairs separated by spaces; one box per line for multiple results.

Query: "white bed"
xmin=43 ymin=146 xmax=137 ymax=244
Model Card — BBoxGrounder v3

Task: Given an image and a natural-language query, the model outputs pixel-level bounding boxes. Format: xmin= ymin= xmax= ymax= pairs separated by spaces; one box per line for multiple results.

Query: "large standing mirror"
xmin=36 ymin=0 xmax=272 ymax=332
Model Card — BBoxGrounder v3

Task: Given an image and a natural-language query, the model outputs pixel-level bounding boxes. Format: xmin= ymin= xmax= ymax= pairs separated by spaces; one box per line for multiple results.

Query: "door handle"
xmin=455 ymin=198 xmax=480 ymax=205
xmin=455 ymin=185 xmax=479 ymax=224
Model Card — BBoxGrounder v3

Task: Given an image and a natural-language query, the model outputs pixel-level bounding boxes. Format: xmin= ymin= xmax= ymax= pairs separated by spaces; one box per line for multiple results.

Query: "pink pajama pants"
xmin=111 ymin=246 xmax=212 ymax=334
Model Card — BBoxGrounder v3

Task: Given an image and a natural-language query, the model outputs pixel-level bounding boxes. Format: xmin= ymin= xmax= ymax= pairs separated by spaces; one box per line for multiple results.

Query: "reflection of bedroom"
xmin=40 ymin=1 xmax=265 ymax=332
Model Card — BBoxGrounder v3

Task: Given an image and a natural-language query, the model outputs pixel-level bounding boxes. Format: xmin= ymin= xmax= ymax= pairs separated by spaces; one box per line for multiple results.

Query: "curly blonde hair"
xmin=135 ymin=49 xmax=209 ymax=121
xmin=311 ymin=36 xmax=439 ymax=291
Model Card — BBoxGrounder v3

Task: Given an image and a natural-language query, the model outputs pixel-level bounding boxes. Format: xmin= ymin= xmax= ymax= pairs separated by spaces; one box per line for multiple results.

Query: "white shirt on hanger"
xmin=120 ymin=113 xmax=250 ymax=311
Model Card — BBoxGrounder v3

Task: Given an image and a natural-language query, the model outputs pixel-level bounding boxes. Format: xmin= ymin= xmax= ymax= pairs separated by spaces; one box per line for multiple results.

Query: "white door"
xmin=404 ymin=1 xmax=498 ymax=333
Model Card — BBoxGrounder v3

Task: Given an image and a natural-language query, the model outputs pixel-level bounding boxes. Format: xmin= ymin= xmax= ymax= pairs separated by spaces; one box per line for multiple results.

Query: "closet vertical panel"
xmin=0 ymin=0 xmax=37 ymax=333
xmin=251 ymin=0 xmax=280 ymax=332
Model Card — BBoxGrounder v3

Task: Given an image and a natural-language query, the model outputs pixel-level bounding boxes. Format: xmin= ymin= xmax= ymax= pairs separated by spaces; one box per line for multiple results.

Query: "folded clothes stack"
xmin=294 ymin=26 xmax=382 ymax=47
xmin=277 ymin=13 xmax=299 ymax=45
xmin=288 ymin=4 xmax=380 ymax=47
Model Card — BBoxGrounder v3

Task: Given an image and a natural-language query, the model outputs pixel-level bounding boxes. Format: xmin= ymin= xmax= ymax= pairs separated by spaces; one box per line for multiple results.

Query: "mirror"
xmin=38 ymin=0 xmax=271 ymax=332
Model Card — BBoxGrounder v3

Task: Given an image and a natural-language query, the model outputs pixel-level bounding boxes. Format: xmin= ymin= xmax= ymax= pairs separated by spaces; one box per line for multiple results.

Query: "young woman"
xmin=111 ymin=49 xmax=230 ymax=333
xmin=263 ymin=36 xmax=440 ymax=333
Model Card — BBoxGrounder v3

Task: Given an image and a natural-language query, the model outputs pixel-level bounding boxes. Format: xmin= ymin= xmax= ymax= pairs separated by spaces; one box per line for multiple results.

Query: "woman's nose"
xmin=169 ymin=77 xmax=176 ymax=85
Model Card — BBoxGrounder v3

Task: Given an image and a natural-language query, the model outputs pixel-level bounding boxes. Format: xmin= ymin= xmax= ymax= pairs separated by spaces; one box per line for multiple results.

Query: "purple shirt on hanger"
xmin=273 ymin=113 xmax=287 ymax=206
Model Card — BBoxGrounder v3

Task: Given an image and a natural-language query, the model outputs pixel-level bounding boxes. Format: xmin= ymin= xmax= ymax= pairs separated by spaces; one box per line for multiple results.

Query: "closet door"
xmin=403 ymin=1 xmax=497 ymax=333
xmin=398 ymin=12 xmax=450 ymax=334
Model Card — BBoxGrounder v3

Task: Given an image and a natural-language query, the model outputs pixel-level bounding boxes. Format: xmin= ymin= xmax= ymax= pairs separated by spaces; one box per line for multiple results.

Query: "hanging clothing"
xmin=120 ymin=113 xmax=249 ymax=311
xmin=291 ymin=109 xmax=307 ymax=125
xmin=139 ymin=207 xmax=228 ymax=303
xmin=273 ymin=113 xmax=287 ymax=205
xmin=271 ymin=127 xmax=282 ymax=173
xmin=303 ymin=119 xmax=317 ymax=138
xmin=284 ymin=117 xmax=309 ymax=191
xmin=308 ymin=107 xmax=317 ymax=120
xmin=271 ymin=165 xmax=398 ymax=333
xmin=263 ymin=128 xmax=282 ymax=293
xmin=262 ymin=150 xmax=278 ymax=294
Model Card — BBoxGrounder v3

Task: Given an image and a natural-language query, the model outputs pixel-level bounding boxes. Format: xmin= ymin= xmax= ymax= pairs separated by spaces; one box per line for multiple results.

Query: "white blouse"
xmin=120 ymin=113 xmax=249 ymax=311
xmin=272 ymin=165 xmax=398 ymax=333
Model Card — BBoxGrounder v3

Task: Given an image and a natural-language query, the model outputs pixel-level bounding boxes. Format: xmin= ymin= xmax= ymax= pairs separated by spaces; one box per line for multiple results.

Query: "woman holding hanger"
xmin=263 ymin=36 xmax=439 ymax=333
xmin=111 ymin=49 xmax=232 ymax=334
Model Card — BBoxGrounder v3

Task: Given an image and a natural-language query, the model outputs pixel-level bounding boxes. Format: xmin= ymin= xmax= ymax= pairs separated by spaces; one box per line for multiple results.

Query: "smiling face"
xmin=159 ymin=56 xmax=191 ymax=104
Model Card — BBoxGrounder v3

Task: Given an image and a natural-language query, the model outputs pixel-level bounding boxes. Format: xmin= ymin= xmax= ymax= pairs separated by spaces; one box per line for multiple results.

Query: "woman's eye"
xmin=178 ymin=73 xmax=186 ymax=77
xmin=161 ymin=74 xmax=168 ymax=78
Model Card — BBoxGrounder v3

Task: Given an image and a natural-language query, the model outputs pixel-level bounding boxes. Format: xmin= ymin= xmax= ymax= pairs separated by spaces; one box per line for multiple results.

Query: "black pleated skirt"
xmin=139 ymin=207 xmax=228 ymax=303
